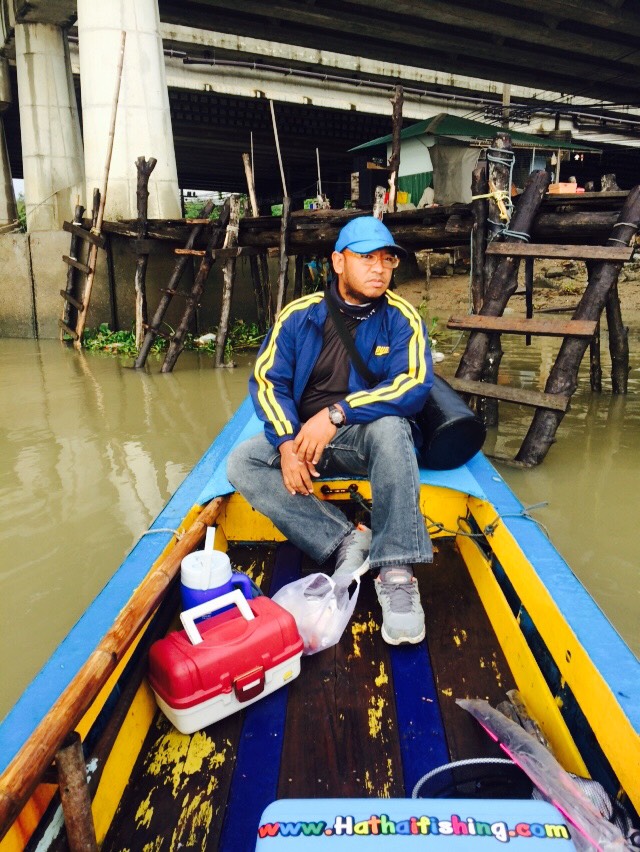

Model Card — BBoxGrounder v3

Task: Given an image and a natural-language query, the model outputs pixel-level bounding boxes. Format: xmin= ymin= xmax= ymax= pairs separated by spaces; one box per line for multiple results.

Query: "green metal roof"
xmin=350 ymin=112 xmax=600 ymax=153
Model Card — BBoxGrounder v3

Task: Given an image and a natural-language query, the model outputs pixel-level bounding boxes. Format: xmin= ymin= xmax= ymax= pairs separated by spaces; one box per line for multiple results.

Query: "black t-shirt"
xmin=298 ymin=279 xmax=382 ymax=421
xmin=298 ymin=313 xmax=358 ymax=421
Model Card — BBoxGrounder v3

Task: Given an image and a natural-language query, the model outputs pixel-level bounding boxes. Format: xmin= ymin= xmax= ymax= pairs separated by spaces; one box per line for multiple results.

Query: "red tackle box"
xmin=148 ymin=590 xmax=303 ymax=734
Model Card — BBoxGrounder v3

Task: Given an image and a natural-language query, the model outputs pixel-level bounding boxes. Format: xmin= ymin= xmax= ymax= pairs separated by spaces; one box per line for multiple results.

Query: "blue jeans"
xmin=226 ymin=416 xmax=432 ymax=569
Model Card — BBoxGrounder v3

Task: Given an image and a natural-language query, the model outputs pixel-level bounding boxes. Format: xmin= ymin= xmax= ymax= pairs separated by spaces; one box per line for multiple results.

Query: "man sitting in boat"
xmin=227 ymin=216 xmax=434 ymax=644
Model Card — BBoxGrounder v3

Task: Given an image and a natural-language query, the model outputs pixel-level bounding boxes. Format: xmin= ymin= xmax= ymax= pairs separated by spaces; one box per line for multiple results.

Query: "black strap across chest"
xmin=324 ymin=293 xmax=378 ymax=388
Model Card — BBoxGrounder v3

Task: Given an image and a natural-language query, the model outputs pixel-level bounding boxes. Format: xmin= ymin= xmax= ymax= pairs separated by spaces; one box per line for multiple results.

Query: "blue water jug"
xmin=180 ymin=526 xmax=253 ymax=613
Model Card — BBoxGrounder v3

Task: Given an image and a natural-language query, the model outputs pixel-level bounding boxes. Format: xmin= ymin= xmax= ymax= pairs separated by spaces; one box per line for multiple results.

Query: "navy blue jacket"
xmin=250 ymin=290 xmax=434 ymax=448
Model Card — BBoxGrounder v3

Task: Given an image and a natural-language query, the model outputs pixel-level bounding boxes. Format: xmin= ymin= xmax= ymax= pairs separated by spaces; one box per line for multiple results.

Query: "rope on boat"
xmin=139 ymin=527 xmax=185 ymax=541
xmin=412 ymin=757 xmax=516 ymax=798
xmin=425 ymin=501 xmax=550 ymax=540
xmin=486 ymin=502 xmax=550 ymax=538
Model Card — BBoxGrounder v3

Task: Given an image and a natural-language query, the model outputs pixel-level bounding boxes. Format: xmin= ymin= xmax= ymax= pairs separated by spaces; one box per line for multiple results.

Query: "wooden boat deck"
xmin=95 ymin=537 xmax=531 ymax=851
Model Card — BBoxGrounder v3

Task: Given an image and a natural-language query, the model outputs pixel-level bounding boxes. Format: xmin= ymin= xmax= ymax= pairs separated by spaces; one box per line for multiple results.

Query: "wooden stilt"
xmin=524 ymin=256 xmax=534 ymax=346
xmin=105 ymin=234 xmax=118 ymax=332
xmin=516 ymin=186 xmax=640 ymax=466
xmin=605 ymin=282 xmax=629 ymax=393
xmin=134 ymin=199 xmax=215 ymax=369
xmin=249 ymin=255 xmax=267 ymax=331
xmin=134 ymin=156 xmax=157 ymax=349
xmin=293 ymin=254 xmax=304 ymax=300
xmin=470 ymin=165 xmax=487 ymax=314
xmin=161 ymin=200 xmax=231 ymax=373
xmin=275 ymin=196 xmax=291 ymax=316
xmin=55 ymin=731 xmax=98 ymax=851
xmin=590 ymin=318 xmax=602 ymax=393
xmin=387 ymin=85 xmax=403 ymax=213
xmin=214 ymin=195 xmax=241 ymax=368
xmin=478 ymin=336 xmax=503 ymax=428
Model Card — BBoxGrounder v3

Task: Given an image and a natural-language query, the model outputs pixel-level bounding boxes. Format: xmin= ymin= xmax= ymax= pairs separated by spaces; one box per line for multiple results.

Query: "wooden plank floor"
xmin=103 ymin=536 xmax=525 ymax=850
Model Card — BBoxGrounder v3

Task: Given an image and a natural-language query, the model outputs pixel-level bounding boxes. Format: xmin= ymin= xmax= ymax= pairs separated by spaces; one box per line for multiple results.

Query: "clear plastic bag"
xmin=272 ymin=563 xmax=367 ymax=656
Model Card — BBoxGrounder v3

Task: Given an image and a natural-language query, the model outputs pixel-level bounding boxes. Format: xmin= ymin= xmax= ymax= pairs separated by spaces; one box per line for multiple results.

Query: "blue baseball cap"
xmin=335 ymin=216 xmax=407 ymax=258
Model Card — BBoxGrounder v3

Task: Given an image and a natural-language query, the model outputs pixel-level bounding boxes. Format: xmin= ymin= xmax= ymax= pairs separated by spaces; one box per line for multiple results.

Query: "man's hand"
xmin=279 ymin=440 xmax=317 ymax=495
xmin=293 ymin=407 xmax=338 ymax=473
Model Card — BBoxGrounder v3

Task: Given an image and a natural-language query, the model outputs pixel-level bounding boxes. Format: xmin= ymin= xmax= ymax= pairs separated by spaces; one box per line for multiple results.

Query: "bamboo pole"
xmin=242 ymin=152 xmax=259 ymax=217
xmin=134 ymin=156 xmax=157 ymax=349
xmin=74 ymin=31 xmax=126 ymax=349
xmin=242 ymin=152 xmax=272 ymax=330
xmin=387 ymin=85 xmax=403 ymax=213
xmin=269 ymin=100 xmax=288 ymax=198
xmin=55 ymin=732 xmax=98 ymax=851
xmin=0 ymin=497 xmax=225 ymax=840
xmin=316 ymin=147 xmax=322 ymax=197
xmin=214 ymin=195 xmax=241 ymax=367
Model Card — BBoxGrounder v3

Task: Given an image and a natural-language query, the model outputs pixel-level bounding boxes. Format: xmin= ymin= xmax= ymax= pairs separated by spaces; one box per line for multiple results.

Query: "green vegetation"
xmin=183 ymin=194 xmax=248 ymax=221
xmin=81 ymin=318 xmax=264 ymax=360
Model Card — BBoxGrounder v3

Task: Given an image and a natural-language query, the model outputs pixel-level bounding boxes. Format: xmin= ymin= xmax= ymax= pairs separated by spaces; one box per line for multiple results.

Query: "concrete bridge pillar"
xmin=15 ymin=22 xmax=85 ymax=231
xmin=0 ymin=58 xmax=18 ymax=230
xmin=77 ymin=0 xmax=181 ymax=220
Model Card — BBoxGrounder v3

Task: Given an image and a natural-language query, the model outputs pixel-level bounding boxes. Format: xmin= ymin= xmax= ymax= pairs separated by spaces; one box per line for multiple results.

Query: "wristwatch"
xmin=328 ymin=404 xmax=346 ymax=427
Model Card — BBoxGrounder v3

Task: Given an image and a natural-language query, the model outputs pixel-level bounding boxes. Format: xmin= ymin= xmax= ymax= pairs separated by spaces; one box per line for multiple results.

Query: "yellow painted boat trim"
xmin=218 ymin=482 xmax=468 ymax=545
xmin=457 ymin=530 xmax=588 ymax=776
xmin=92 ymin=682 xmax=159 ymax=845
xmin=467 ymin=498 xmax=640 ymax=810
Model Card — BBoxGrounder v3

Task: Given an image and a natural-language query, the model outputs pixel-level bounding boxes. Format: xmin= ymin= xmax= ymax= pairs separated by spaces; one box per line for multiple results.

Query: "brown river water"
xmin=1 ymin=333 xmax=639 ymax=719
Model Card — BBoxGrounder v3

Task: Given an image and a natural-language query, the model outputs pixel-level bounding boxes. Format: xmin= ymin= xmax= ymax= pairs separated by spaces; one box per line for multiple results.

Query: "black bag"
xmin=413 ymin=375 xmax=486 ymax=470
xmin=325 ymin=293 xmax=486 ymax=471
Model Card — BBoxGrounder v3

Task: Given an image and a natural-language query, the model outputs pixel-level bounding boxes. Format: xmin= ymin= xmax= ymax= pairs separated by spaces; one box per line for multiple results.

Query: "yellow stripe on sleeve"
xmin=346 ymin=292 xmax=427 ymax=409
xmin=254 ymin=294 xmax=324 ymax=435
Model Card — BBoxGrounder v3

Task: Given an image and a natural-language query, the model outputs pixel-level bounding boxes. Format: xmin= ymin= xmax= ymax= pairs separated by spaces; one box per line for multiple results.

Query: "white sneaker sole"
xmin=381 ymin=624 xmax=426 ymax=645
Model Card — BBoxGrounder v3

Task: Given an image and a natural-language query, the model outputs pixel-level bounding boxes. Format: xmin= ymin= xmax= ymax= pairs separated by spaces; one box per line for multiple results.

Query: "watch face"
xmin=329 ymin=406 xmax=343 ymax=425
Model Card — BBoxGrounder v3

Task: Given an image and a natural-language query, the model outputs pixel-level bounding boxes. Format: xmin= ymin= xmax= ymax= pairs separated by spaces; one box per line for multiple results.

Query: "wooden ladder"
xmin=133 ymin=200 xmax=217 ymax=369
xmin=136 ymin=198 xmax=259 ymax=372
xmin=450 ymin=239 xmax=636 ymax=462
xmin=59 ymin=191 xmax=105 ymax=345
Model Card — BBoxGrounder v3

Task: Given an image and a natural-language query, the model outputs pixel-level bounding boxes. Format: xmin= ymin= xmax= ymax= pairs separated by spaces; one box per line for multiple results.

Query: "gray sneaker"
xmin=332 ymin=525 xmax=371 ymax=581
xmin=375 ymin=567 xmax=425 ymax=645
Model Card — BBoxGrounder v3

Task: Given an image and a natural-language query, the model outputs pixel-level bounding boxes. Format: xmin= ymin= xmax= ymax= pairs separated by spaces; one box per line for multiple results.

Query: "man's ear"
xmin=331 ymin=251 xmax=344 ymax=274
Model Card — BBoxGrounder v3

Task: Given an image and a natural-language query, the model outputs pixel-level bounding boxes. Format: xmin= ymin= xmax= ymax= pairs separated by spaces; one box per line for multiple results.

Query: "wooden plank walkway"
xmin=446 ymin=377 xmax=570 ymax=412
xmin=486 ymin=243 xmax=633 ymax=262
xmin=447 ymin=314 xmax=597 ymax=338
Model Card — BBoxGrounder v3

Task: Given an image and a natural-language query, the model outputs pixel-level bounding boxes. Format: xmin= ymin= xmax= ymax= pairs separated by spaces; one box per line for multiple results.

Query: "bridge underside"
xmin=4 ymin=71 xmax=393 ymax=201
xmin=5 ymin=72 xmax=640 ymax=204
xmin=6 ymin=0 xmax=640 ymax=202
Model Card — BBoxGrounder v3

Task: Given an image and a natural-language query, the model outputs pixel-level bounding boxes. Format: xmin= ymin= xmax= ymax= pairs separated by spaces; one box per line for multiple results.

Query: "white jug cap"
xmin=181 ymin=548 xmax=232 ymax=591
